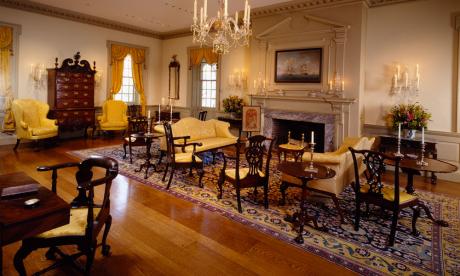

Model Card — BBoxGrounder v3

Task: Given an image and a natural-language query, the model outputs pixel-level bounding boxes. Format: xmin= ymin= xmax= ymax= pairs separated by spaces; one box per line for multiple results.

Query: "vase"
xmin=405 ymin=129 xmax=417 ymax=140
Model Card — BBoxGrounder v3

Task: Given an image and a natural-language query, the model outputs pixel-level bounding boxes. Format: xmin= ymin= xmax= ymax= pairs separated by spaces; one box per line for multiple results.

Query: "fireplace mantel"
xmin=250 ymin=95 xmax=356 ymax=105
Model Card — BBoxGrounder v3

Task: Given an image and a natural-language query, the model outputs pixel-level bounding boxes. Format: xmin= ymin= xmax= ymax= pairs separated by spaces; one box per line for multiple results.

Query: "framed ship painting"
xmin=274 ymin=48 xmax=322 ymax=83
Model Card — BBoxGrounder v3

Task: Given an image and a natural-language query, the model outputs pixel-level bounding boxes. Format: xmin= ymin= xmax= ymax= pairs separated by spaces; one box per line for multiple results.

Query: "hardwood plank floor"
xmin=1 ymin=138 xmax=459 ymax=275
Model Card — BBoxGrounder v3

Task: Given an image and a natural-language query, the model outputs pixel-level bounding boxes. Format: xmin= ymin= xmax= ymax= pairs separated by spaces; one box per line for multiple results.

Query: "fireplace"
xmin=272 ymin=118 xmax=325 ymax=152
xmin=263 ymin=109 xmax=336 ymax=152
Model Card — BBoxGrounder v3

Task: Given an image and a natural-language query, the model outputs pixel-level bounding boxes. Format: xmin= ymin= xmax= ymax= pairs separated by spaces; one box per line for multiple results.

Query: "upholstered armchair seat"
xmin=11 ymin=99 xmax=59 ymax=150
xmin=98 ymin=100 xmax=128 ymax=131
xmin=225 ymin=168 xmax=265 ymax=180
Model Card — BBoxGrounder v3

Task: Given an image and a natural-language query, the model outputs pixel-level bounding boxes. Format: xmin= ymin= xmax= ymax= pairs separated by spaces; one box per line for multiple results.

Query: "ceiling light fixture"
xmin=191 ymin=0 xmax=252 ymax=55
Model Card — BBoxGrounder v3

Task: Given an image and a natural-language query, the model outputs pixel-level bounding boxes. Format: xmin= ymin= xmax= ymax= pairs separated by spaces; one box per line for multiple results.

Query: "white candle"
xmin=200 ymin=7 xmax=203 ymax=25
xmin=396 ymin=64 xmax=400 ymax=79
xmin=341 ymin=80 xmax=345 ymax=91
xmin=393 ymin=74 xmax=398 ymax=87
xmin=398 ymin=123 xmax=401 ymax=140
xmin=416 ymin=64 xmax=419 ymax=76
xmin=253 ymin=80 xmax=257 ymax=89
xmin=158 ymin=104 xmax=161 ymax=121
xmin=404 ymin=71 xmax=409 ymax=88
xmin=247 ymin=5 xmax=250 ymax=23
xmin=416 ymin=74 xmax=420 ymax=90
xmin=224 ymin=0 xmax=228 ymax=18
xmin=328 ymin=80 xmax=333 ymax=90
xmin=235 ymin=11 xmax=238 ymax=25
xmin=422 ymin=127 xmax=425 ymax=144
xmin=204 ymin=0 xmax=207 ymax=20
xmin=147 ymin=110 xmax=151 ymax=119
xmin=193 ymin=0 xmax=197 ymax=23
xmin=311 ymin=131 xmax=315 ymax=144
xmin=244 ymin=0 xmax=248 ymax=22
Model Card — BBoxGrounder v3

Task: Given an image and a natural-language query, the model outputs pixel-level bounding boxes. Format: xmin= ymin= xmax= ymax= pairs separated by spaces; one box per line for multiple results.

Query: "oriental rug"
xmin=69 ymin=144 xmax=460 ymax=275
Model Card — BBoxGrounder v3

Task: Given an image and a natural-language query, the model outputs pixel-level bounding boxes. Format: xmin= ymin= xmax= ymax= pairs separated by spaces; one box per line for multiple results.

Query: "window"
xmin=200 ymin=61 xmax=217 ymax=108
xmin=114 ymin=54 xmax=138 ymax=104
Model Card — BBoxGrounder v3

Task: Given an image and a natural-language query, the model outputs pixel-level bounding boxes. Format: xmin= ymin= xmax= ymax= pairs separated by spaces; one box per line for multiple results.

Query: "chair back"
xmin=235 ymin=135 xmax=274 ymax=181
xmin=103 ymin=100 xmax=127 ymax=122
xmin=163 ymin=122 xmax=176 ymax=164
xmin=128 ymin=105 xmax=142 ymax=118
xmin=72 ymin=156 xmax=118 ymax=237
xmin=349 ymin=148 xmax=402 ymax=205
xmin=126 ymin=116 xmax=150 ymax=135
xmin=198 ymin=110 xmax=207 ymax=121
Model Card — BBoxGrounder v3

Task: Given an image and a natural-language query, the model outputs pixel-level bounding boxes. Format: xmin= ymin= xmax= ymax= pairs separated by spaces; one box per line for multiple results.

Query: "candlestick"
xmin=396 ymin=64 xmax=400 ymax=79
xmin=301 ymin=133 xmax=305 ymax=148
xmin=422 ymin=127 xmax=425 ymax=144
xmin=311 ymin=131 xmax=315 ymax=144
xmin=147 ymin=110 xmax=151 ymax=119
xmin=157 ymin=104 xmax=161 ymax=123
xmin=169 ymin=99 xmax=173 ymax=123
xmin=287 ymin=131 xmax=291 ymax=144
xmin=394 ymin=123 xmax=404 ymax=157
xmin=398 ymin=123 xmax=401 ymax=140
xmin=404 ymin=71 xmax=409 ymax=88
xmin=328 ymin=80 xmax=333 ymax=91
xmin=304 ymin=142 xmax=318 ymax=173
xmin=341 ymin=80 xmax=345 ymax=91
xmin=416 ymin=142 xmax=428 ymax=166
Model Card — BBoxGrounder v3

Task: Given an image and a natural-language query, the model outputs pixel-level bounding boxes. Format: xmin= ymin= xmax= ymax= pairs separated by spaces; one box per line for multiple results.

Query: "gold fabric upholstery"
xmin=360 ymin=184 xmax=417 ymax=204
xmin=36 ymin=208 xmax=100 ymax=238
xmin=11 ymin=99 xmax=58 ymax=140
xmin=154 ymin=117 xmax=237 ymax=153
xmin=174 ymin=152 xmax=202 ymax=163
xmin=98 ymin=100 xmax=128 ymax=131
xmin=225 ymin=168 xmax=265 ymax=180
xmin=278 ymin=144 xmax=304 ymax=150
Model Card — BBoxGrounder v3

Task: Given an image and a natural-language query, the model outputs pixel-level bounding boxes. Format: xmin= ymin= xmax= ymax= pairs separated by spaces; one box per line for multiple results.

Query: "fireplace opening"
xmin=272 ymin=118 xmax=325 ymax=152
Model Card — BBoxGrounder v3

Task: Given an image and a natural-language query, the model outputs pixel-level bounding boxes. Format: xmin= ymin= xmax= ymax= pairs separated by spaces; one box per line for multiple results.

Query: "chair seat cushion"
xmin=31 ymin=126 xmax=58 ymax=136
xmin=360 ymin=184 xmax=417 ymax=204
xmin=36 ymin=208 xmax=100 ymax=238
xmin=101 ymin=121 xmax=128 ymax=128
xmin=174 ymin=152 xmax=202 ymax=163
xmin=225 ymin=168 xmax=265 ymax=180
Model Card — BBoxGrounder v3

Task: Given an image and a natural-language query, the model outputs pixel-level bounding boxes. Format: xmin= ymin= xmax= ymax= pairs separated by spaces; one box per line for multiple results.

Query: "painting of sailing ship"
xmin=275 ymin=48 xmax=322 ymax=83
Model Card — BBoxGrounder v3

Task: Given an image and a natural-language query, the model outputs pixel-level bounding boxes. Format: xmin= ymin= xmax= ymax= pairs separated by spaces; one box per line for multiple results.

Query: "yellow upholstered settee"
xmin=154 ymin=117 xmax=237 ymax=153
xmin=280 ymin=137 xmax=375 ymax=222
xmin=97 ymin=100 xmax=128 ymax=132
xmin=11 ymin=99 xmax=59 ymax=150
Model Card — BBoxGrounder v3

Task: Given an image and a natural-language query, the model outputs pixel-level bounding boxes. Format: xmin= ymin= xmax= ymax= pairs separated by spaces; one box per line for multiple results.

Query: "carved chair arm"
xmin=37 ymin=162 xmax=80 ymax=193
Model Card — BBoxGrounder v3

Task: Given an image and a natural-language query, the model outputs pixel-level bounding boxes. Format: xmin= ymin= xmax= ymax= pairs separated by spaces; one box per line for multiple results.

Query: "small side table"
xmin=278 ymin=143 xmax=307 ymax=162
xmin=132 ymin=132 xmax=163 ymax=179
xmin=277 ymin=162 xmax=335 ymax=244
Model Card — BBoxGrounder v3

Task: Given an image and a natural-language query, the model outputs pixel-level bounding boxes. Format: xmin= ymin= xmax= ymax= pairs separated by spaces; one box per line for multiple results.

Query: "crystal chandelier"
xmin=191 ymin=0 xmax=252 ymax=55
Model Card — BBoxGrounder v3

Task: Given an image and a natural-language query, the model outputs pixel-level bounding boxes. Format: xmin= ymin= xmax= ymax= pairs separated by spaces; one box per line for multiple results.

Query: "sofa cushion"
xmin=186 ymin=137 xmax=237 ymax=152
xmin=31 ymin=126 xmax=58 ymax=136
xmin=172 ymin=118 xmax=217 ymax=141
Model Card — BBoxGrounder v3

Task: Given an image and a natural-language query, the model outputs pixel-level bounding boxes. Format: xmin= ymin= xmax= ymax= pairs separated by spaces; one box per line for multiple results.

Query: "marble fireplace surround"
xmin=263 ymin=109 xmax=335 ymax=152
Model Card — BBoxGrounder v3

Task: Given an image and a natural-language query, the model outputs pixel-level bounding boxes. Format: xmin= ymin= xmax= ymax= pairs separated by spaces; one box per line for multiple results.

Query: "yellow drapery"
xmin=0 ymin=26 xmax=14 ymax=131
xmin=110 ymin=44 xmax=146 ymax=115
xmin=189 ymin=48 xmax=219 ymax=69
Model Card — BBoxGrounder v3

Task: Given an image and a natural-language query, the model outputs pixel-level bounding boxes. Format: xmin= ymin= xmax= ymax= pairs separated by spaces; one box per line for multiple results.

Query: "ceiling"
xmin=29 ymin=0 xmax=293 ymax=33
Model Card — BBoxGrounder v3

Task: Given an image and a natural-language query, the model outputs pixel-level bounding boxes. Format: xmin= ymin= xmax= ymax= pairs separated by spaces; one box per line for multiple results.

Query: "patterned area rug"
xmin=69 ymin=144 xmax=460 ymax=275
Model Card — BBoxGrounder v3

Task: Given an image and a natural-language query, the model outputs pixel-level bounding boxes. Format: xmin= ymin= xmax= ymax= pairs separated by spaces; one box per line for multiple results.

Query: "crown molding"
xmin=0 ymin=0 xmax=162 ymax=39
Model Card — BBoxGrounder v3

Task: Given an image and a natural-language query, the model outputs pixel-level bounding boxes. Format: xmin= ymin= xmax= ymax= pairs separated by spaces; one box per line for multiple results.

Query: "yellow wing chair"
xmin=11 ymin=99 xmax=59 ymax=150
xmin=279 ymin=137 xmax=375 ymax=223
xmin=97 ymin=100 xmax=128 ymax=133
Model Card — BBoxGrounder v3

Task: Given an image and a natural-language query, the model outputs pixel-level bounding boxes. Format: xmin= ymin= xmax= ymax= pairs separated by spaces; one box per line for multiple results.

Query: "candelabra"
xmin=228 ymin=69 xmax=246 ymax=91
xmin=327 ymin=72 xmax=344 ymax=97
xmin=30 ymin=63 xmax=45 ymax=89
xmin=191 ymin=0 xmax=252 ymax=55
xmin=416 ymin=142 xmax=428 ymax=166
xmin=390 ymin=64 xmax=420 ymax=102
xmin=304 ymin=142 xmax=318 ymax=173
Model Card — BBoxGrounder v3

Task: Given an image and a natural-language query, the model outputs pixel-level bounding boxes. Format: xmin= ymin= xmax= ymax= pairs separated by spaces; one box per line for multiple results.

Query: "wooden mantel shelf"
xmin=249 ymin=95 xmax=357 ymax=105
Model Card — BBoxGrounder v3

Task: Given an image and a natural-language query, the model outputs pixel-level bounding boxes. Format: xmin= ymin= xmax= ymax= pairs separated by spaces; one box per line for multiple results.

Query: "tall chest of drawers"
xmin=47 ymin=52 xmax=96 ymax=136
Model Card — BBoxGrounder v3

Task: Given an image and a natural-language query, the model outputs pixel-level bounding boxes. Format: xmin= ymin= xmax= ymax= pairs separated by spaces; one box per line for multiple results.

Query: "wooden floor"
xmin=1 ymin=138 xmax=459 ymax=276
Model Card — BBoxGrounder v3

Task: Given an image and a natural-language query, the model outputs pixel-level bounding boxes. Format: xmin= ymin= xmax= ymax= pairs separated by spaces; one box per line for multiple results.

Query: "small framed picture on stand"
xmin=242 ymin=106 xmax=261 ymax=133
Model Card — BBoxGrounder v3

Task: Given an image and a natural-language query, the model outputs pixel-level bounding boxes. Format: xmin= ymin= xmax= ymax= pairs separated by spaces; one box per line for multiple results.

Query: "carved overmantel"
xmin=250 ymin=95 xmax=356 ymax=148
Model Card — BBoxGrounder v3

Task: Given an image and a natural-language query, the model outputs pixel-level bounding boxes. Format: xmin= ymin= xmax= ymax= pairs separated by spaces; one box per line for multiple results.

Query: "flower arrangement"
xmin=222 ymin=95 xmax=244 ymax=115
xmin=386 ymin=103 xmax=431 ymax=130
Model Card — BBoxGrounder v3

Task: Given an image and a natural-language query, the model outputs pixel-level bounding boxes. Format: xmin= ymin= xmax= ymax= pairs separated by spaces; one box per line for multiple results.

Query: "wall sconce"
xmin=252 ymin=71 xmax=266 ymax=95
xmin=391 ymin=64 xmax=420 ymax=97
xmin=94 ymin=70 xmax=103 ymax=87
xmin=228 ymin=69 xmax=247 ymax=91
xmin=327 ymin=72 xmax=345 ymax=97
xmin=30 ymin=63 xmax=45 ymax=88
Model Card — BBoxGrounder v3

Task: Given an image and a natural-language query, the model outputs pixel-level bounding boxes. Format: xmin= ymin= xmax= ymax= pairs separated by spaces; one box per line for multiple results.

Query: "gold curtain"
xmin=189 ymin=48 xmax=219 ymax=68
xmin=110 ymin=44 xmax=146 ymax=115
xmin=0 ymin=26 xmax=14 ymax=131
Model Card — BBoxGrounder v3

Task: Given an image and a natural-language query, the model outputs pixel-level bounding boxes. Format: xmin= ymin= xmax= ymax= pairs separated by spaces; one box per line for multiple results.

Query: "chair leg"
xmin=212 ymin=151 xmax=216 ymax=164
xmin=388 ymin=210 xmax=399 ymax=246
xmin=279 ymin=182 xmax=288 ymax=206
xmin=13 ymin=139 xmax=20 ymax=151
xmin=331 ymin=195 xmax=345 ymax=224
xmin=217 ymin=169 xmax=224 ymax=199
xmin=166 ymin=168 xmax=174 ymax=189
xmin=354 ymin=200 xmax=361 ymax=231
xmin=123 ymin=144 xmax=127 ymax=159
xmin=197 ymin=164 xmax=204 ymax=188
xmin=13 ymin=243 xmax=34 ymax=276
xmin=129 ymin=143 xmax=133 ymax=164
xmin=157 ymin=151 xmax=164 ymax=165
xmin=236 ymin=187 xmax=242 ymax=213
xmin=102 ymin=215 xmax=112 ymax=256
xmin=263 ymin=182 xmax=269 ymax=209
xmin=411 ymin=206 xmax=421 ymax=236
xmin=162 ymin=163 xmax=169 ymax=181
xmin=84 ymin=245 xmax=96 ymax=275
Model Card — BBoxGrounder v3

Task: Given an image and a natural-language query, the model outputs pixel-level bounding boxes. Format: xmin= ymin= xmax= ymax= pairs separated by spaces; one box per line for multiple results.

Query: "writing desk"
xmin=0 ymin=172 xmax=70 ymax=275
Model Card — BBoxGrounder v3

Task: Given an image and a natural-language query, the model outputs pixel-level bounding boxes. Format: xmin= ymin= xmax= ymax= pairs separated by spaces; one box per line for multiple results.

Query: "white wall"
xmin=0 ymin=6 xmax=162 ymax=107
xmin=364 ymin=0 xmax=460 ymax=132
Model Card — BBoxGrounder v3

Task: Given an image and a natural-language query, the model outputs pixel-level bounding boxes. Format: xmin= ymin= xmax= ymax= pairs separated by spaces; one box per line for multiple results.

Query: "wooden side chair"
xmin=198 ymin=110 xmax=207 ymax=121
xmin=162 ymin=122 xmax=205 ymax=189
xmin=217 ymin=135 xmax=274 ymax=213
xmin=123 ymin=116 xmax=151 ymax=164
xmin=349 ymin=148 xmax=423 ymax=246
xmin=13 ymin=156 xmax=119 ymax=275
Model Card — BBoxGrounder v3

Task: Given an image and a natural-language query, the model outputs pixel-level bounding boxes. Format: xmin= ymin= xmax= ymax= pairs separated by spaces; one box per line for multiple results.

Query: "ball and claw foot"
xmin=102 ymin=245 xmax=111 ymax=257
